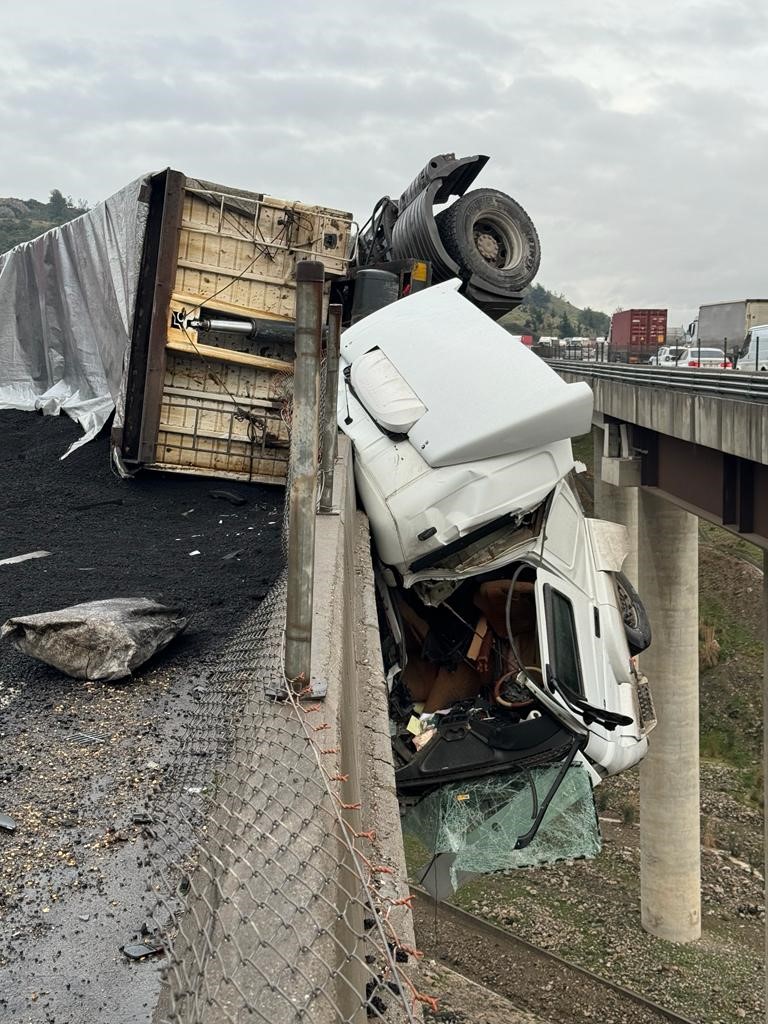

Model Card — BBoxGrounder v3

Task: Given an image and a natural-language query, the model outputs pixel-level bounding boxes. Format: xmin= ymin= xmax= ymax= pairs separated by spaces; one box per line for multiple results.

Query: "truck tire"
xmin=435 ymin=188 xmax=541 ymax=292
xmin=614 ymin=571 xmax=652 ymax=655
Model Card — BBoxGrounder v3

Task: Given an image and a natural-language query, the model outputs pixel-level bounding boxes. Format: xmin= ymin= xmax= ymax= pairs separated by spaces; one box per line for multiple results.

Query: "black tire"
xmin=614 ymin=571 xmax=652 ymax=655
xmin=435 ymin=188 xmax=541 ymax=292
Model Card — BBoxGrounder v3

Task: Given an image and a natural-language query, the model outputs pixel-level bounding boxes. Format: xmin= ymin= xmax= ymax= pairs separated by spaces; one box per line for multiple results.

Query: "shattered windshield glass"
xmin=402 ymin=760 xmax=600 ymax=895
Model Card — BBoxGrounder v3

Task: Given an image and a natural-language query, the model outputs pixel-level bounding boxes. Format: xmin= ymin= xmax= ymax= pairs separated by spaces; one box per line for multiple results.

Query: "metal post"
xmin=319 ymin=304 xmax=342 ymax=513
xmin=756 ymin=334 xmax=761 ymax=373
xmin=285 ymin=261 xmax=324 ymax=690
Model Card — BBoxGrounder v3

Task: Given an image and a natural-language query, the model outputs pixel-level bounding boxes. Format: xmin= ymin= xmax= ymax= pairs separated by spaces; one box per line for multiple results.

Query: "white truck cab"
xmin=338 ymin=281 xmax=656 ymax=795
xmin=737 ymin=324 xmax=768 ymax=371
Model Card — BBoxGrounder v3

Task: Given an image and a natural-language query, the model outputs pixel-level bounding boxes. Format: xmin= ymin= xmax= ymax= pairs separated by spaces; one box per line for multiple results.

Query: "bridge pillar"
xmin=637 ymin=490 xmax=701 ymax=942
xmin=592 ymin=424 xmax=604 ymax=514
xmin=597 ymin=483 xmax=638 ymax=586
xmin=592 ymin=424 xmax=638 ymax=584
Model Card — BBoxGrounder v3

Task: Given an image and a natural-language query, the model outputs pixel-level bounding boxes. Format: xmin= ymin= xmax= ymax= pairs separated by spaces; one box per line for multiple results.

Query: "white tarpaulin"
xmin=0 ymin=175 xmax=150 ymax=455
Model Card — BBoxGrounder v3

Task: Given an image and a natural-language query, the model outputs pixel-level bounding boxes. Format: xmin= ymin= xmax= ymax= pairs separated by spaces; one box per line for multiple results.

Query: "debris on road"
xmin=209 ymin=489 xmax=247 ymax=506
xmin=1 ymin=597 xmax=188 ymax=681
xmin=0 ymin=812 xmax=17 ymax=833
xmin=121 ymin=941 xmax=164 ymax=961
xmin=0 ymin=550 xmax=51 ymax=566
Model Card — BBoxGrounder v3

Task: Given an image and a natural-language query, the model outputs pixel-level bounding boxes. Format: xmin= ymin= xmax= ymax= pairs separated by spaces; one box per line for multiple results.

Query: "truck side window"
xmin=544 ymin=586 xmax=584 ymax=697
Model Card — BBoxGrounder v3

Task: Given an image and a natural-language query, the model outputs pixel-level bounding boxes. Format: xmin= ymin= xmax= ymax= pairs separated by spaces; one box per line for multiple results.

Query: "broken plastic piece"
xmin=1 ymin=598 xmax=188 ymax=681
xmin=0 ymin=550 xmax=51 ymax=566
xmin=0 ymin=812 xmax=17 ymax=833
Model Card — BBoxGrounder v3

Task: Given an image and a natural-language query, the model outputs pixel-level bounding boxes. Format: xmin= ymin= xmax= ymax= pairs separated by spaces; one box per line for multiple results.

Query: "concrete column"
xmin=637 ymin=490 xmax=701 ymax=942
xmin=599 ymin=484 xmax=639 ymax=587
xmin=591 ymin=424 xmax=604 ymax=516
xmin=591 ymin=423 xmax=639 ymax=586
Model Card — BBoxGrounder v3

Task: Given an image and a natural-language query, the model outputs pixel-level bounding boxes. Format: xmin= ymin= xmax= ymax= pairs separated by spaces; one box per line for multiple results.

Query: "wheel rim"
xmin=471 ymin=211 xmax=525 ymax=271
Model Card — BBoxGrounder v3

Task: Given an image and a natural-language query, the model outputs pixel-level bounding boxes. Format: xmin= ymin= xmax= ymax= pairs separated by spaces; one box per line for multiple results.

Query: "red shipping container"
xmin=609 ymin=309 xmax=667 ymax=363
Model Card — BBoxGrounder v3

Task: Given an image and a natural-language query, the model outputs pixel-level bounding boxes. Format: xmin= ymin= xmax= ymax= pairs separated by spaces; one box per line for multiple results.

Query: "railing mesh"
xmin=144 ymin=352 xmax=426 ymax=1023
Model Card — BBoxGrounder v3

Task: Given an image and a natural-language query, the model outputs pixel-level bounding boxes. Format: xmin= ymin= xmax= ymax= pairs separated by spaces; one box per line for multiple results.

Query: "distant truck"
xmin=686 ymin=300 xmax=768 ymax=362
xmin=608 ymin=309 xmax=667 ymax=363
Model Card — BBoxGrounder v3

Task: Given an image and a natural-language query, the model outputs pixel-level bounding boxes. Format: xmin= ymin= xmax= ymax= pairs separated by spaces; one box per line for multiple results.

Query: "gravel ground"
xmin=449 ymin=804 xmax=763 ymax=1024
xmin=0 ymin=410 xmax=284 ymax=1023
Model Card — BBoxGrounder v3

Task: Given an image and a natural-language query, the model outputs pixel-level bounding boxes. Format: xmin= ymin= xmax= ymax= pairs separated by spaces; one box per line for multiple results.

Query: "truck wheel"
xmin=614 ymin=571 xmax=652 ymax=655
xmin=435 ymin=188 xmax=541 ymax=292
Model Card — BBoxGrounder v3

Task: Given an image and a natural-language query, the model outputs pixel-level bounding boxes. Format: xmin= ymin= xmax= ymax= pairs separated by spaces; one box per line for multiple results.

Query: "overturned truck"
xmin=0 ymin=154 xmax=539 ymax=482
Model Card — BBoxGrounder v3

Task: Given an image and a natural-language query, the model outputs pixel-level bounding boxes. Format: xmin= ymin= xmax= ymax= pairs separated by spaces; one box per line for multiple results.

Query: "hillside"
xmin=0 ymin=190 xmax=88 ymax=254
xmin=500 ymin=282 xmax=611 ymax=338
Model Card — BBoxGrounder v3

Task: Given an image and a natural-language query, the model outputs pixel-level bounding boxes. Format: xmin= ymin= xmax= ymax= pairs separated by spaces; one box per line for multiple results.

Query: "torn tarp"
xmin=0 ymin=176 xmax=150 ymax=455
xmin=402 ymin=761 xmax=601 ymax=894
xmin=1 ymin=598 xmax=187 ymax=681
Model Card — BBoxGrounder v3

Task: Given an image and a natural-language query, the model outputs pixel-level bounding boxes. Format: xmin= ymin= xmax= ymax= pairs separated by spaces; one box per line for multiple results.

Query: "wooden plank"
xmin=146 ymin=461 xmax=286 ymax=486
xmin=171 ymin=291 xmax=294 ymax=323
xmin=162 ymin=385 xmax=281 ymax=410
xmin=153 ymin=421 xmax=289 ymax=447
xmin=178 ymin=219 xmax=351 ymax=271
xmin=165 ymin=338 xmax=294 ymax=373
xmin=176 ymin=256 xmax=295 ymax=289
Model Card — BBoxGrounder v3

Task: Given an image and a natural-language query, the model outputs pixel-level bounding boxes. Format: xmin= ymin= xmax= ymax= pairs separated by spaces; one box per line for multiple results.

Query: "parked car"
xmin=338 ymin=281 xmax=655 ymax=829
xmin=675 ymin=346 xmax=732 ymax=369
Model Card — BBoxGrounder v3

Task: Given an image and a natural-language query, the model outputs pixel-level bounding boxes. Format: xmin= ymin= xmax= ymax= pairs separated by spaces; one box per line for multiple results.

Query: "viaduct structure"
xmin=552 ymin=361 xmax=767 ymax=973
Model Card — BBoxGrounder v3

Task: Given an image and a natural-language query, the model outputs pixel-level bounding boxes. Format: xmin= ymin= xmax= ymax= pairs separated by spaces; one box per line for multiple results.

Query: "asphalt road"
xmin=0 ymin=410 xmax=284 ymax=1023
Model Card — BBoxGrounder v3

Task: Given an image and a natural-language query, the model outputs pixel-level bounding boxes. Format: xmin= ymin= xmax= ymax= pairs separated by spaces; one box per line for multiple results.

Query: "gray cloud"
xmin=1 ymin=0 xmax=767 ymax=324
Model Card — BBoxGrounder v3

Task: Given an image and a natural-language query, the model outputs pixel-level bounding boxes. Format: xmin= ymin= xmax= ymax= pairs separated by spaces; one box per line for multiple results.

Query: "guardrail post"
xmin=285 ymin=261 xmax=324 ymax=691
xmin=319 ymin=304 xmax=342 ymax=514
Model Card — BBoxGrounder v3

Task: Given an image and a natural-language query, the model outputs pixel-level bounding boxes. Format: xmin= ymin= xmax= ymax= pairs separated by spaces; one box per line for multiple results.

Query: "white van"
xmin=737 ymin=324 xmax=768 ymax=371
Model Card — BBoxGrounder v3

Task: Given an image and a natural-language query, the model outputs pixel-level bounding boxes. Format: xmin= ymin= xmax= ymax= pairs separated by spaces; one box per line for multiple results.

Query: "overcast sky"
xmin=2 ymin=0 xmax=766 ymax=326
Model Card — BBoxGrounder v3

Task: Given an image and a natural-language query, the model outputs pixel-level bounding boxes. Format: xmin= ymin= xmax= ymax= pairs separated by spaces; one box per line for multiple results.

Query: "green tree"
xmin=559 ymin=312 xmax=574 ymax=338
xmin=47 ymin=189 xmax=70 ymax=223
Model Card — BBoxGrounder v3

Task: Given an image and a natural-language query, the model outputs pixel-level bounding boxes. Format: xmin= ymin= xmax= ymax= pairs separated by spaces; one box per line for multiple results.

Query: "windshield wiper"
xmin=546 ymin=666 xmax=633 ymax=731
xmin=515 ymin=735 xmax=581 ymax=849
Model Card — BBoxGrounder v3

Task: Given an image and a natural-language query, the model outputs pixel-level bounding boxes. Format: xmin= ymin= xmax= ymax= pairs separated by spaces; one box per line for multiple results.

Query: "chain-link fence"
xmin=144 ymin=289 xmax=429 ymax=1023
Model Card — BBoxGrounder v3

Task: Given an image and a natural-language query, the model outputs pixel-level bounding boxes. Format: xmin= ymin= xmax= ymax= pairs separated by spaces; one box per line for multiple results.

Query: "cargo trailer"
xmin=114 ymin=170 xmax=353 ymax=484
xmin=608 ymin=309 xmax=667 ymax=363
xmin=686 ymin=300 xmax=768 ymax=364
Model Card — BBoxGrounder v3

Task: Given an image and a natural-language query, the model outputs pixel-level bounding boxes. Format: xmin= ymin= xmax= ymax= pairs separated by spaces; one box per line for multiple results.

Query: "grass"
xmin=699 ymin=520 xmax=763 ymax=569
